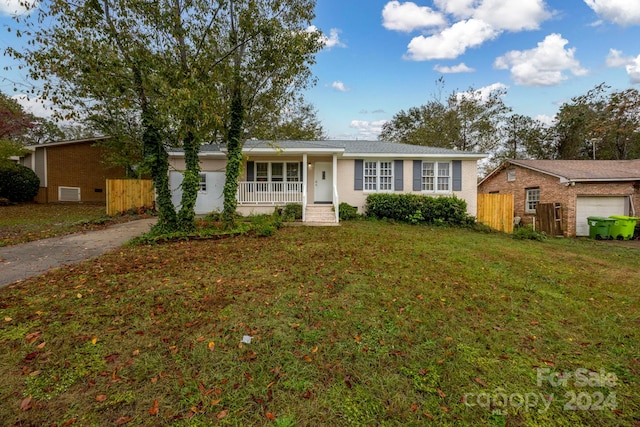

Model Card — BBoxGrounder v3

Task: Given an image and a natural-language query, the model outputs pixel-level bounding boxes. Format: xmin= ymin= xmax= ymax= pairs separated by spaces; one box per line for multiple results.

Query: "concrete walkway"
xmin=0 ymin=218 xmax=156 ymax=289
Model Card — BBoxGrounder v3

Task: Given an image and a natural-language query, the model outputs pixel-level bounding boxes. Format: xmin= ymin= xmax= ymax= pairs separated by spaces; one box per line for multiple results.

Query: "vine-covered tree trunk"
xmin=223 ymin=78 xmax=245 ymax=228
xmin=178 ymin=129 xmax=199 ymax=231
xmin=142 ymin=109 xmax=177 ymax=232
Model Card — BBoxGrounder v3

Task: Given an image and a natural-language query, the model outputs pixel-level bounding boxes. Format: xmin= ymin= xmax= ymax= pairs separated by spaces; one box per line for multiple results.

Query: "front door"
xmin=314 ymin=162 xmax=333 ymax=203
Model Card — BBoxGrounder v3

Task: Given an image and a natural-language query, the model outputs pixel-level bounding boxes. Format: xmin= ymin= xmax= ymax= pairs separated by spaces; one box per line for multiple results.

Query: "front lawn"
xmin=0 ymin=221 xmax=638 ymax=426
xmin=0 ymin=203 xmax=151 ymax=247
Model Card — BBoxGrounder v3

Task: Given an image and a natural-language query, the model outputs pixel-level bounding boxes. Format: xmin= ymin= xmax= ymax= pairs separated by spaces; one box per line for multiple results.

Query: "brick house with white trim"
xmin=478 ymin=159 xmax=640 ymax=237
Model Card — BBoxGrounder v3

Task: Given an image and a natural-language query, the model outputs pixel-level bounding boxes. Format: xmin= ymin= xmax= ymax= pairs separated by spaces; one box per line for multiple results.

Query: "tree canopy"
xmin=10 ymin=0 xmax=321 ymax=229
xmin=379 ymin=82 xmax=509 ymax=153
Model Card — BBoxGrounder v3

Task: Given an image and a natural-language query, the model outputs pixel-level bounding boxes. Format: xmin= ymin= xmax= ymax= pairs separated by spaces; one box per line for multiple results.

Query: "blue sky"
xmin=307 ymin=0 xmax=640 ymax=139
xmin=3 ymin=0 xmax=640 ymax=140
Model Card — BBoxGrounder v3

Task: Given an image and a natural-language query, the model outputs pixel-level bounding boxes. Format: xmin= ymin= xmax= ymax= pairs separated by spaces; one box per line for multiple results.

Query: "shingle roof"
xmin=509 ymin=159 xmax=640 ymax=181
xmin=172 ymin=140 xmax=485 ymax=158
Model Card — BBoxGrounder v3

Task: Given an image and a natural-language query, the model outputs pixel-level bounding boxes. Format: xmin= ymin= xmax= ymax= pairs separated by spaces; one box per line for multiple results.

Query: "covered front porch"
xmin=236 ymin=153 xmax=340 ymax=223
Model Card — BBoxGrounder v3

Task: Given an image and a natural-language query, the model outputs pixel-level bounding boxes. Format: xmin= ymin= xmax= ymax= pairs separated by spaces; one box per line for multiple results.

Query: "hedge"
xmin=0 ymin=164 xmax=40 ymax=202
xmin=365 ymin=193 xmax=474 ymax=226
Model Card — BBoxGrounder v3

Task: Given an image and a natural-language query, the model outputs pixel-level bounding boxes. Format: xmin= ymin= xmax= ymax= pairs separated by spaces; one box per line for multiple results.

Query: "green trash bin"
xmin=608 ymin=216 xmax=639 ymax=240
xmin=586 ymin=216 xmax=616 ymax=240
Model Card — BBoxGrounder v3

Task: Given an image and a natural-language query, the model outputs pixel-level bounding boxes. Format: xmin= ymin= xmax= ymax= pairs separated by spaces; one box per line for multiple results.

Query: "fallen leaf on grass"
xmin=36 ymin=342 xmax=46 ymax=349
xmin=61 ymin=419 xmax=77 ymax=426
xmin=474 ymin=377 xmax=487 ymax=387
xmin=437 ymin=389 xmax=446 ymax=398
xmin=410 ymin=403 xmax=419 ymax=412
xmin=20 ymin=397 xmax=32 ymax=411
xmin=115 ymin=416 xmax=133 ymax=425
xmin=217 ymin=409 xmax=229 ymax=419
xmin=423 ymin=412 xmax=435 ymax=420
xmin=208 ymin=341 xmax=215 ymax=351
xmin=4 ymin=317 xmax=12 ymax=322
xmin=25 ymin=331 xmax=41 ymax=344
xmin=149 ymin=399 xmax=159 ymax=415
xmin=266 ymin=412 xmax=276 ymax=420
xmin=96 ymin=395 xmax=107 ymax=402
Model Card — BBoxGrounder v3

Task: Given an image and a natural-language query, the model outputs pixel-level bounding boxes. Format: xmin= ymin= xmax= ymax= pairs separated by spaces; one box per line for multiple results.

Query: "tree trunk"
xmin=223 ymin=77 xmax=245 ymax=228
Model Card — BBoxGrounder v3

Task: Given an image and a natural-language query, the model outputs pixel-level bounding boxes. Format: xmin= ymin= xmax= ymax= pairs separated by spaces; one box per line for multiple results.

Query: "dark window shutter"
xmin=413 ymin=160 xmax=422 ymax=191
xmin=247 ymin=161 xmax=254 ymax=181
xmin=354 ymin=159 xmax=363 ymax=190
xmin=394 ymin=160 xmax=403 ymax=191
xmin=300 ymin=162 xmax=304 ymax=192
xmin=452 ymin=160 xmax=462 ymax=191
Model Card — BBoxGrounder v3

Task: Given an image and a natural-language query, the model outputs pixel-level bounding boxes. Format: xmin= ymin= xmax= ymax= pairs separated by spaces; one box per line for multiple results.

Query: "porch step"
xmin=305 ymin=205 xmax=337 ymax=223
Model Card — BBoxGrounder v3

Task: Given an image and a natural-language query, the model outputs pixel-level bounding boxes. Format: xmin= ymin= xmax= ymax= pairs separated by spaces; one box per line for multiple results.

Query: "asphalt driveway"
xmin=0 ymin=218 xmax=156 ymax=289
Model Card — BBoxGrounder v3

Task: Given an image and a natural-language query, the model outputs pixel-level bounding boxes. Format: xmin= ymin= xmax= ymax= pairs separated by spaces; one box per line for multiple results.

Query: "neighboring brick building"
xmin=19 ymin=137 xmax=127 ymax=203
xmin=478 ymin=159 xmax=640 ymax=237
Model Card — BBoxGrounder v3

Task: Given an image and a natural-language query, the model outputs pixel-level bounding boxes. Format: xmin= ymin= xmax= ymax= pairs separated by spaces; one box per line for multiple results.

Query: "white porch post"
xmin=333 ymin=153 xmax=338 ymax=222
xmin=302 ymin=153 xmax=308 ymax=222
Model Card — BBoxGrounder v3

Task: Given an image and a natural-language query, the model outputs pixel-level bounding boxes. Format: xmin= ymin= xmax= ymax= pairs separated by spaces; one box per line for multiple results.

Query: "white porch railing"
xmin=237 ymin=181 xmax=304 ymax=205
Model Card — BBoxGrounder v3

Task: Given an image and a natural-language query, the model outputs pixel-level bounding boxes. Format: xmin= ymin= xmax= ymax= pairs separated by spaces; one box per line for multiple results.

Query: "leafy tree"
xmin=0 ymin=92 xmax=35 ymax=166
xmin=550 ymin=83 xmax=640 ymax=160
xmin=1 ymin=92 xmax=35 ymax=141
xmin=379 ymin=100 xmax=454 ymax=147
xmin=447 ymin=86 xmax=510 ymax=153
xmin=10 ymin=0 xmax=320 ymax=231
xmin=251 ymin=98 xmax=325 ymax=140
xmin=213 ymin=0 xmax=322 ymax=227
xmin=496 ymin=114 xmax=549 ymax=160
xmin=380 ymin=83 xmax=509 ymax=153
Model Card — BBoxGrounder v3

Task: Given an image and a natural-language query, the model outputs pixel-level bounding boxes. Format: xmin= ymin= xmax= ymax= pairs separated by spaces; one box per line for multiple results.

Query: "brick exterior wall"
xmin=42 ymin=141 xmax=126 ymax=203
xmin=478 ymin=164 xmax=640 ymax=237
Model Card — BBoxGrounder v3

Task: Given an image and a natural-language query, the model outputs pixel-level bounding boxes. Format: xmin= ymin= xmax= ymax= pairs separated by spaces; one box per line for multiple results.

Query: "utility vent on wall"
xmin=59 ymin=186 xmax=81 ymax=202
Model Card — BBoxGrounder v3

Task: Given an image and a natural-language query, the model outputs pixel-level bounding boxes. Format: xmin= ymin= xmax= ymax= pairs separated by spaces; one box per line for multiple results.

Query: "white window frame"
xmin=507 ymin=169 xmax=516 ymax=182
xmin=525 ymin=188 xmax=540 ymax=213
xmin=198 ymin=173 xmax=207 ymax=193
xmin=255 ymin=161 xmax=301 ymax=183
xmin=363 ymin=160 xmax=394 ymax=192
xmin=422 ymin=161 xmax=451 ymax=193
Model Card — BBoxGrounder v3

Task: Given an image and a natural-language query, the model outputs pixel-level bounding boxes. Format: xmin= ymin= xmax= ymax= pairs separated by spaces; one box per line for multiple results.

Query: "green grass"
xmin=0 ymin=203 xmax=151 ymax=247
xmin=0 ymin=221 xmax=639 ymax=426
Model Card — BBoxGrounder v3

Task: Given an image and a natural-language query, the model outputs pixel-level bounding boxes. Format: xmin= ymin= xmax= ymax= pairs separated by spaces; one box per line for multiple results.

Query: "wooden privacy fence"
xmin=477 ymin=193 xmax=514 ymax=233
xmin=536 ymin=203 xmax=564 ymax=236
xmin=106 ymin=179 xmax=154 ymax=216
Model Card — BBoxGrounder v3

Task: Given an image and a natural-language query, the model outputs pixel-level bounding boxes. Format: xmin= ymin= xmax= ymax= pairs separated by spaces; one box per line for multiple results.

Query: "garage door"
xmin=170 ymin=171 xmax=225 ymax=215
xmin=575 ymin=196 xmax=627 ymax=236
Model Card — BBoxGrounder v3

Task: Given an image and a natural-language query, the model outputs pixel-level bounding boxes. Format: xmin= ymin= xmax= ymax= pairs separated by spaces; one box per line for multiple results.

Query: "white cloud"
xmin=393 ymin=0 xmax=552 ymax=61
xmin=405 ymin=19 xmax=499 ymax=60
xmin=456 ymin=82 xmax=508 ymax=102
xmin=494 ymin=34 xmax=587 ymax=86
xmin=349 ymin=120 xmax=388 ymax=139
xmin=606 ymin=48 xmax=634 ymax=67
xmin=626 ymin=56 xmax=640 ymax=84
xmin=535 ymin=114 xmax=556 ymax=127
xmin=433 ymin=62 xmax=475 ymax=73
xmin=433 ymin=0 xmax=475 ymax=18
xmin=382 ymin=1 xmax=446 ymax=32
xmin=0 ymin=0 xmax=36 ymax=15
xmin=331 ymin=81 xmax=349 ymax=92
xmin=307 ymin=25 xmax=346 ymax=49
xmin=474 ymin=0 xmax=552 ymax=32
xmin=584 ymin=0 xmax=640 ymax=26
